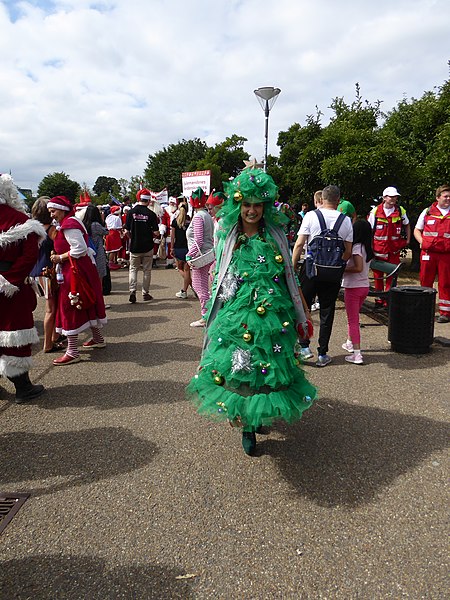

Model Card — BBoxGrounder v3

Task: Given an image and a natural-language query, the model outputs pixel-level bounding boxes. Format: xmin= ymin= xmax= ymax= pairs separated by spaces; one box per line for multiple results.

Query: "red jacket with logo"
xmin=371 ymin=204 xmax=407 ymax=258
xmin=421 ymin=202 xmax=450 ymax=253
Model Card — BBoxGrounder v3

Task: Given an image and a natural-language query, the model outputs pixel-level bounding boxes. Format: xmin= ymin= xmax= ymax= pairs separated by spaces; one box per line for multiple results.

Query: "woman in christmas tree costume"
xmin=187 ymin=168 xmax=316 ymax=455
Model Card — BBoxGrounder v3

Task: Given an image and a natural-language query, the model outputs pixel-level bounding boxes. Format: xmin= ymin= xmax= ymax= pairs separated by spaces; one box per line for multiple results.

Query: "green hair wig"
xmin=218 ymin=168 xmax=288 ymax=238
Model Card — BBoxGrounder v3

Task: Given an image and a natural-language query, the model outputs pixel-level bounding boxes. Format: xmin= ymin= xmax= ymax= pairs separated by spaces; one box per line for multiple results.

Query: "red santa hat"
xmin=110 ymin=205 xmax=121 ymax=214
xmin=136 ymin=188 xmax=152 ymax=201
xmin=47 ymin=196 xmax=73 ymax=211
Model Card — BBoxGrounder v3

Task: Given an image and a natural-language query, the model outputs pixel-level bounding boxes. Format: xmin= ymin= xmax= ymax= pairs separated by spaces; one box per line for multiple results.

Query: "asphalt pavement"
xmin=1 ymin=265 xmax=449 ymax=599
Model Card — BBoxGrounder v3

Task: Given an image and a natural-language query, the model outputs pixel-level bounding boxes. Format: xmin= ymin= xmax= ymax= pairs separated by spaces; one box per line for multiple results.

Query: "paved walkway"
xmin=1 ymin=267 xmax=449 ymax=599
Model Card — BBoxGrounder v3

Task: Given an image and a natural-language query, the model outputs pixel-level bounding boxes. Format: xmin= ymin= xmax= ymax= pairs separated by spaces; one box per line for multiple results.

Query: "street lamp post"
xmin=253 ymin=86 xmax=281 ymax=172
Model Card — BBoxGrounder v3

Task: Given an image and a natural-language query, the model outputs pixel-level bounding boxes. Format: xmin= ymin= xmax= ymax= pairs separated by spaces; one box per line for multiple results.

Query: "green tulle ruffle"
xmin=187 ymin=232 xmax=317 ymax=428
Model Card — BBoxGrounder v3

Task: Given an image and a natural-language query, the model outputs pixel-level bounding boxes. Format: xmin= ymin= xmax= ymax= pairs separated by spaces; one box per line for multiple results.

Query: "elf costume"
xmin=0 ymin=174 xmax=46 ymax=402
xmin=187 ymin=168 xmax=316 ymax=454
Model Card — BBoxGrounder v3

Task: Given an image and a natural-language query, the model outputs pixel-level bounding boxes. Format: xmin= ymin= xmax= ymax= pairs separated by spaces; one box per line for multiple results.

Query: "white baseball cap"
xmin=383 ymin=186 xmax=401 ymax=197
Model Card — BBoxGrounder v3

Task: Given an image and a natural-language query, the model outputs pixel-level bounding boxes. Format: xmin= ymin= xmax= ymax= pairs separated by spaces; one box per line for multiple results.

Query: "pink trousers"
xmin=344 ymin=286 xmax=369 ymax=346
xmin=191 ymin=264 xmax=211 ymax=317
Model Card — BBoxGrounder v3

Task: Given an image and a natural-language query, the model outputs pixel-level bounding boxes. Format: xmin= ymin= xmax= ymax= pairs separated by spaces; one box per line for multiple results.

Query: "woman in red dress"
xmin=48 ymin=196 xmax=107 ymax=365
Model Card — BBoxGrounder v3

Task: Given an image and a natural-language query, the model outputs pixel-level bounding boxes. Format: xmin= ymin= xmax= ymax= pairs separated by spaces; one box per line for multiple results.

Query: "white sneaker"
xmin=190 ymin=319 xmax=206 ymax=328
xmin=345 ymin=353 xmax=364 ymax=365
xmin=342 ymin=340 xmax=354 ymax=353
xmin=299 ymin=347 xmax=314 ymax=360
xmin=176 ymin=290 xmax=188 ymax=299
xmin=311 ymin=302 xmax=320 ymax=312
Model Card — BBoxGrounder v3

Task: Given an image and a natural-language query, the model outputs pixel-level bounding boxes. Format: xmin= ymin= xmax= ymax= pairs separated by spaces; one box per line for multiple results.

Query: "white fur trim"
xmin=0 ymin=174 xmax=28 ymax=213
xmin=0 ymin=219 xmax=46 ymax=248
xmin=0 ymin=273 xmax=19 ymax=297
xmin=55 ymin=317 xmax=107 ymax=336
xmin=0 ymin=327 xmax=39 ymax=348
xmin=47 ymin=201 xmax=70 ymax=211
xmin=0 ymin=354 xmax=33 ymax=377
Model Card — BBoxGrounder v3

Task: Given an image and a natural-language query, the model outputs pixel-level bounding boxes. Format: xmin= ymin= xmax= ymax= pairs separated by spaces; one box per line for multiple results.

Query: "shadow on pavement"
xmin=103 ymin=312 xmax=169 ymax=335
xmin=37 ymin=379 xmax=189 ymax=410
xmin=94 ymin=340 xmax=198 ymax=366
xmin=0 ymin=427 xmax=158 ymax=497
xmin=308 ymin=346 xmax=450 ymax=369
xmin=0 ymin=555 xmax=195 ymax=599
xmin=355 ymin=347 xmax=450 ymax=368
xmin=262 ymin=399 xmax=449 ymax=507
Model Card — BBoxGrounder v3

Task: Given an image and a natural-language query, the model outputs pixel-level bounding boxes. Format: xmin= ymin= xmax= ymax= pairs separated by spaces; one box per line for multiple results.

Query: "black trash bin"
xmin=388 ymin=286 xmax=437 ymax=354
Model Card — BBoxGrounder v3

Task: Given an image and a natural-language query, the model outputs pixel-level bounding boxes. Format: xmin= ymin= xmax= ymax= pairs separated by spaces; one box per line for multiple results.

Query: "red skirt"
xmin=105 ymin=230 xmax=122 ymax=252
xmin=55 ymin=256 xmax=107 ymax=335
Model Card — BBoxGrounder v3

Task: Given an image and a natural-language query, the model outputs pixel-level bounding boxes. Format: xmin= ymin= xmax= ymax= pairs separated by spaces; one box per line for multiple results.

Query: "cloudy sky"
xmin=1 ymin=0 xmax=449 ymax=194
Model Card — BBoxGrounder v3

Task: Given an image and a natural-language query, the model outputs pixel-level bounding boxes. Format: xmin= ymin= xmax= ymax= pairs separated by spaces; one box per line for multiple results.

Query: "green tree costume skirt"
xmin=187 ymin=234 xmax=317 ymax=428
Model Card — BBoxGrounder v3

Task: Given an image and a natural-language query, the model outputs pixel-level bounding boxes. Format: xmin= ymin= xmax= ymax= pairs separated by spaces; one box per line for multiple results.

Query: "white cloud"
xmin=0 ymin=0 xmax=449 ymax=193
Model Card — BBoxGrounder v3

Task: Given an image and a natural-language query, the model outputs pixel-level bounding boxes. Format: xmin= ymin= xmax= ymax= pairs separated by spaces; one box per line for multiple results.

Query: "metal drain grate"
xmin=0 ymin=493 xmax=30 ymax=535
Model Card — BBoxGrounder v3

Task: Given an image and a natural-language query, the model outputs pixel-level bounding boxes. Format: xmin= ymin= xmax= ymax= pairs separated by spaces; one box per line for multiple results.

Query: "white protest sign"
xmin=181 ymin=170 xmax=211 ymax=197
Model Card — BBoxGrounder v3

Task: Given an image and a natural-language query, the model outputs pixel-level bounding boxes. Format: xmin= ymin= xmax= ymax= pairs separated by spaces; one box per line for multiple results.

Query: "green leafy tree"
xmin=196 ymin=135 xmax=250 ymax=190
xmin=315 ymin=89 xmax=387 ymax=214
xmin=275 ymin=109 xmax=325 ymax=205
xmin=382 ymin=77 xmax=450 ymax=203
xmin=276 ymin=86 xmax=416 ymax=216
xmin=128 ymin=175 xmax=144 ymax=203
xmin=37 ymin=172 xmax=80 ymax=203
xmin=144 ymin=138 xmax=208 ymax=196
xmin=93 ymin=176 xmax=119 ymax=196
xmin=381 ymin=75 xmax=450 ymax=270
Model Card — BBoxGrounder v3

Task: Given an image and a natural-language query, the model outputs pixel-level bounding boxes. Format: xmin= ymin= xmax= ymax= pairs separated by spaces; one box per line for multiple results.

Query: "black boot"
xmin=242 ymin=431 xmax=256 ymax=455
xmin=8 ymin=372 xmax=45 ymax=404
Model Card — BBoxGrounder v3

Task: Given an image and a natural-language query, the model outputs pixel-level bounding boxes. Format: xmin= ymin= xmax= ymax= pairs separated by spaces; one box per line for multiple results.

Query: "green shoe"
xmin=242 ymin=431 xmax=256 ymax=455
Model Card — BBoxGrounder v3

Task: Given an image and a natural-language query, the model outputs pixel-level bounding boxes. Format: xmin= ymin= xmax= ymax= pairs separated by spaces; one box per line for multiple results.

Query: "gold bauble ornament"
xmin=234 ymin=191 xmax=243 ymax=202
xmin=243 ymin=332 xmax=252 ymax=342
xmin=256 ymin=305 xmax=266 ymax=315
xmin=283 ymin=321 xmax=289 ymax=327
xmin=213 ymin=375 xmax=225 ymax=386
xmin=274 ymin=254 xmax=284 ymax=264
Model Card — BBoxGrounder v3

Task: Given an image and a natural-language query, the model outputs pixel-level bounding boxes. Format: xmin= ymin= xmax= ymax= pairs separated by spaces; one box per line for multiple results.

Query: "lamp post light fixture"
xmin=253 ymin=86 xmax=281 ymax=172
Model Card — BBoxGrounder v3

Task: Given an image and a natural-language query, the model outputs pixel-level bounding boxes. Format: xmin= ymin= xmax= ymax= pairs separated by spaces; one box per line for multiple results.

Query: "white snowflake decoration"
xmin=218 ymin=272 xmax=240 ymax=301
xmin=231 ymin=348 xmax=253 ymax=373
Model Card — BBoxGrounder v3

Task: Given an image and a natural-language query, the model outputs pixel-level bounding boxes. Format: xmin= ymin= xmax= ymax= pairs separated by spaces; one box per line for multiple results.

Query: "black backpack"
xmin=305 ymin=210 xmax=347 ymax=282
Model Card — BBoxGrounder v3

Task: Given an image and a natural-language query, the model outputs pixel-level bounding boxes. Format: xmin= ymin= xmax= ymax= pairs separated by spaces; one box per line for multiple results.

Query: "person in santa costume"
xmin=147 ymin=195 xmax=164 ymax=268
xmin=48 ymin=196 xmax=107 ymax=365
xmin=120 ymin=204 xmax=131 ymax=267
xmin=0 ymin=174 xmax=46 ymax=403
xmin=414 ymin=184 xmax=450 ymax=323
xmin=105 ymin=205 xmax=123 ymax=270
xmin=160 ymin=197 xmax=177 ymax=268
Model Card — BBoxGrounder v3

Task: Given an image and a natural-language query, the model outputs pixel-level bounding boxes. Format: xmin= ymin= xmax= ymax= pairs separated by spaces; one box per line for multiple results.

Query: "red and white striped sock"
xmin=66 ymin=334 xmax=79 ymax=358
xmin=91 ymin=327 xmax=104 ymax=344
